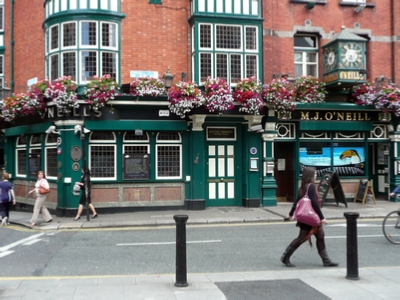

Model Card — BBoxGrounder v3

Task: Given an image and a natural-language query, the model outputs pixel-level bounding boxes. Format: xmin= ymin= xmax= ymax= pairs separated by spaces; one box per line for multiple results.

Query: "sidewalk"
xmin=6 ymin=199 xmax=400 ymax=230
xmin=1 ymin=200 xmax=400 ymax=300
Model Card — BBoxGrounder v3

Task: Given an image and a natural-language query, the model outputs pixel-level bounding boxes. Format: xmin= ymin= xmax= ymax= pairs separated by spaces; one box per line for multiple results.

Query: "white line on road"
xmin=328 ymin=224 xmax=382 ymax=227
xmin=0 ymin=233 xmax=44 ymax=252
xmin=117 ymin=240 xmax=222 ymax=246
xmin=0 ymin=251 xmax=14 ymax=258
xmin=22 ymin=239 xmax=42 ymax=246
xmin=326 ymin=234 xmax=384 ymax=239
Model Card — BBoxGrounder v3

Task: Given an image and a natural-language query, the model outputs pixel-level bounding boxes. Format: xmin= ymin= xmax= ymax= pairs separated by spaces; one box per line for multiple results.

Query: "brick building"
xmin=0 ymin=0 xmax=399 ymax=216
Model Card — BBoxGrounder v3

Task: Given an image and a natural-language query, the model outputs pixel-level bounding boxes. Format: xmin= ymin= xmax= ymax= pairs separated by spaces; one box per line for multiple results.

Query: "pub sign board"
xmin=123 ymin=154 xmax=150 ymax=180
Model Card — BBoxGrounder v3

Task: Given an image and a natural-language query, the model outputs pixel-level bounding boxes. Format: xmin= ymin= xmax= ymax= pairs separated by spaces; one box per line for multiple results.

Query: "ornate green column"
xmin=261 ymin=119 xmax=278 ymax=206
xmin=186 ymin=115 xmax=207 ymax=209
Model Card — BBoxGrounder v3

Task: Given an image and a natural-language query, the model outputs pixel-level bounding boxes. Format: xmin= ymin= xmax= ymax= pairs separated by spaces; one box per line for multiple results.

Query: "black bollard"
xmin=344 ymin=212 xmax=360 ymax=280
xmin=174 ymin=215 xmax=189 ymax=287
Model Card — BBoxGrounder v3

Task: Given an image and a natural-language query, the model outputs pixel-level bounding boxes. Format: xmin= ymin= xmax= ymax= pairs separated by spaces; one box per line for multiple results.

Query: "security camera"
xmin=83 ymin=128 xmax=91 ymax=134
xmin=74 ymin=125 xmax=82 ymax=135
xmin=45 ymin=125 xmax=59 ymax=135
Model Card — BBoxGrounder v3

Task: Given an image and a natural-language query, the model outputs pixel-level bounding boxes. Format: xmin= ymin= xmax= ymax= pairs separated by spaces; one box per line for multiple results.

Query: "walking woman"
xmin=28 ymin=171 xmax=52 ymax=226
xmin=74 ymin=167 xmax=97 ymax=220
xmin=0 ymin=172 xmax=16 ymax=226
xmin=281 ymin=167 xmax=338 ymax=267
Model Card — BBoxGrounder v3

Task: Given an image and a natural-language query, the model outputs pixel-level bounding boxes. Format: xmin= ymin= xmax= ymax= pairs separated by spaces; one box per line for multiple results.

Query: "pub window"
xmin=294 ymin=34 xmax=318 ymax=78
xmin=45 ymin=133 xmax=58 ymax=178
xmin=123 ymin=132 xmax=150 ymax=180
xmin=50 ymin=24 xmax=59 ymax=51
xmin=16 ymin=136 xmax=27 ymax=177
xmin=89 ymin=131 xmax=116 ymax=180
xmin=29 ymin=134 xmax=42 ymax=178
xmin=62 ymin=22 xmax=76 ymax=48
xmin=299 ymin=141 xmax=365 ymax=177
xmin=156 ymin=132 xmax=181 ymax=179
xmin=123 ymin=132 xmax=150 ymax=155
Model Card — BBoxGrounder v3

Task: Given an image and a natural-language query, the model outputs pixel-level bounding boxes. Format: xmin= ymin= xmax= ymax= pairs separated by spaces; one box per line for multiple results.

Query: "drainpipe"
xmin=9 ymin=0 xmax=15 ymax=92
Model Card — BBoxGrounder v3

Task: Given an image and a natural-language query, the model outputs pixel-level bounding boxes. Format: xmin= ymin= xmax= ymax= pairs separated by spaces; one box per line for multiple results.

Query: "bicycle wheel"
xmin=382 ymin=211 xmax=400 ymax=245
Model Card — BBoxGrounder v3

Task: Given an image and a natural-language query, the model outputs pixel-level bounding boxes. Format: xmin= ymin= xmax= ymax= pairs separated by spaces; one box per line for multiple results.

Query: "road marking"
xmin=117 ymin=240 xmax=222 ymax=246
xmin=326 ymin=234 xmax=384 ymax=239
xmin=0 ymin=233 xmax=44 ymax=252
xmin=22 ymin=239 xmax=42 ymax=246
xmin=328 ymin=224 xmax=382 ymax=227
xmin=0 ymin=251 xmax=14 ymax=258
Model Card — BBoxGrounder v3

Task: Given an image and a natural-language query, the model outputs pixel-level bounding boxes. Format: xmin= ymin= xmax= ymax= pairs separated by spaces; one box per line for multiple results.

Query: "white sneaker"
xmin=1 ymin=217 xmax=7 ymax=226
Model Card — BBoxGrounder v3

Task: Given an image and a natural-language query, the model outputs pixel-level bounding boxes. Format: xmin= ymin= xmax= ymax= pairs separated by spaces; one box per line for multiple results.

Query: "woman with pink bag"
xmin=280 ymin=167 xmax=338 ymax=268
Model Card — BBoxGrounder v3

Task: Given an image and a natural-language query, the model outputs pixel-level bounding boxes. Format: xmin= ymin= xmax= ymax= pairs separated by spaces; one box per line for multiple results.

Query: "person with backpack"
xmin=280 ymin=167 xmax=339 ymax=268
xmin=0 ymin=172 xmax=16 ymax=226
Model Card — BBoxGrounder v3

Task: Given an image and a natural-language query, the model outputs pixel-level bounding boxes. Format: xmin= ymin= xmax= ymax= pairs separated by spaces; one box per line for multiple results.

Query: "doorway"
xmin=274 ymin=142 xmax=296 ymax=202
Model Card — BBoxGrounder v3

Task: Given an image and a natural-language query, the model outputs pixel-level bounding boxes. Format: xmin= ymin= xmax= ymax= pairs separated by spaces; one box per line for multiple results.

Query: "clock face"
xmin=340 ymin=42 xmax=363 ymax=68
xmin=323 ymin=47 xmax=337 ymax=72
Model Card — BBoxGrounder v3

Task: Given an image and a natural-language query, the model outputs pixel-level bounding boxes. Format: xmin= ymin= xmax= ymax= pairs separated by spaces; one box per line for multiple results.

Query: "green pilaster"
xmin=262 ymin=121 xmax=278 ymax=206
xmin=185 ymin=115 xmax=206 ymax=210
xmin=390 ymin=128 xmax=400 ymax=202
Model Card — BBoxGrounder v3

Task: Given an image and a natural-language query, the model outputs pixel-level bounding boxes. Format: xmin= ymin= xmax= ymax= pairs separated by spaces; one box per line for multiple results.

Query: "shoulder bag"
xmin=39 ymin=185 xmax=51 ymax=195
xmin=293 ymin=184 xmax=321 ymax=227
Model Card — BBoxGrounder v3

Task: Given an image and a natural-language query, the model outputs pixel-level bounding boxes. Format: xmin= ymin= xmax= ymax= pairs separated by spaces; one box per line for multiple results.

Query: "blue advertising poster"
xmin=300 ymin=147 xmax=365 ymax=176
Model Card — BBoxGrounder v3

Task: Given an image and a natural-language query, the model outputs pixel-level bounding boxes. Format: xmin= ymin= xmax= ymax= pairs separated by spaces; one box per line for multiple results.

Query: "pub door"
xmin=370 ymin=143 xmax=390 ymax=199
xmin=274 ymin=142 xmax=296 ymax=202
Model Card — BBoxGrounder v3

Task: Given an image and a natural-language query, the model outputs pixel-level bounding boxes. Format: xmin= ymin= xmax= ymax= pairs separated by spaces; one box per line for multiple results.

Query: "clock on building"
xmin=323 ymin=47 xmax=337 ymax=72
xmin=340 ymin=42 xmax=363 ymax=68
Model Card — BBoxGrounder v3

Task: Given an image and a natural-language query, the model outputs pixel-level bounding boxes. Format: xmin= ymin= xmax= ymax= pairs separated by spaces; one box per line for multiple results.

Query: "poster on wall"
xmin=300 ymin=146 xmax=365 ymax=177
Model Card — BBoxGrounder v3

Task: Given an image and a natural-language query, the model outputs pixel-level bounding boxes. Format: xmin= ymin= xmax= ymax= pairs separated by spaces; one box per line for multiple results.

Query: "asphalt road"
xmin=1 ymin=219 xmax=398 ymax=278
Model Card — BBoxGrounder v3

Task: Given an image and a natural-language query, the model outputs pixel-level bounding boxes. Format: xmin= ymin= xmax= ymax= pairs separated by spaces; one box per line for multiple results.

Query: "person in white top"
xmin=28 ymin=170 xmax=52 ymax=226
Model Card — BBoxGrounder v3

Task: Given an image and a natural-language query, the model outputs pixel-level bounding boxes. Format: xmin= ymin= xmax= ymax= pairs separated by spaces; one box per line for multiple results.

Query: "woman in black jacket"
xmin=74 ymin=167 xmax=98 ymax=221
xmin=280 ymin=167 xmax=338 ymax=267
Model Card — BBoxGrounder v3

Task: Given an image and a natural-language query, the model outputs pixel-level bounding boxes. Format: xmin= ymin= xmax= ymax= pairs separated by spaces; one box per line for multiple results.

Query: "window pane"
xmin=230 ymin=54 xmax=241 ymax=84
xmin=90 ymin=132 xmax=114 ymax=141
xmin=0 ymin=55 xmax=3 ymax=75
xmin=294 ymin=52 xmax=302 ymax=62
xmin=124 ymin=145 xmax=148 ymax=155
xmin=294 ymin=64 xmax=302 ymax=78
xmin=90 ymin=146 xmax=115 ymax=178
xmin=246 ymin=55 xmax=257 ymax=78
xmin=17 ymin=149 xmax=26 ymax=175
xmin=306 ymin=52 xmax=317 ymax=62
xmin=294 ymin=36 xmax=317 ymax=48
xmin=81 ymin=22 xmax=97 ymax=46
xmin=157 ymin=145 xmax=180 ymax=177
xmin=157 ymin=132 xmax=180 ymax=141
xmin=200 ymin=24 xmax=211 ymax=48
xmin=245 ymin=27 xmax=257 ymax=50
xmin=63 ymin=52 xmax=76 ymax=80
xmin=0 ymin=7 xmax=3 ymax=31
xmin=200 ymin=53 xmax=212 ymax=82
xmin=63 ymin=23 xmax=76 ymax=47
xmin=102 ymin=52 xmax=117 ymax=80
xmin=102 ymin=23 xmax=116 ymax=48
xmin=81 ymin=51 xmax=97 ymax=82
xmin=51 ymin=54 xmax=59 ymax=80
xmin=306 ymin=64 xmax=317 ymax=77
xmin=46 ymin=148 xmax=57 ymax=177
xmin=216 ymin=25 xmax=241 ymax=50
xmin=51 ymin=26 xmax=59 ymax=50
xmin=216 ymin=53 xmax=227 ymax=81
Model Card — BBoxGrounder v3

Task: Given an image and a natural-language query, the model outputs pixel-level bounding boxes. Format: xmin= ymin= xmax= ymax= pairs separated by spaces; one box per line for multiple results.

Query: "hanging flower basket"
xmin=233 ymin=76 xmax=264 ymax=115
xmin=294 ymin=75 xmax=327 ymax=104
xmin=44 ymin=76 xmax=78 ymax=113
xmin=351 ymin=82 xmax=377 ymax=106
xmin=374 ymin=85 xmax=400 ymax=116
xmin=130 ymin=77 xmax=165 ymax=97
xmin=1 ymin=93 xmax=43 ymax=122
xmin=262 ymin=79 xmax=296 ymax=114
xmin=84 ymin=74 xmax=118 ymax=111
xmin=168 ymin=81 xmax=205 ymax=118
xmin=203 ymin=77 xmax=234 ymax=113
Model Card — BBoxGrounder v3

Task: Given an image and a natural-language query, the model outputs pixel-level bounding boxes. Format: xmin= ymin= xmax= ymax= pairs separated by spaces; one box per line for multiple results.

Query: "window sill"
xmin=339 ymin=2 xmax=375 ymax=8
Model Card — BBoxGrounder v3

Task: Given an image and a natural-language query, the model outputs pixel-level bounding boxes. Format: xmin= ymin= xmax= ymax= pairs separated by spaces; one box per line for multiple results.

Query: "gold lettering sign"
xmin=324 ymin=72 xmax=339 ymax=83
xmin=300 ymin=111 xmax=371 ymax=121
xmin=340 ymin=71 xmax=363 ymax=80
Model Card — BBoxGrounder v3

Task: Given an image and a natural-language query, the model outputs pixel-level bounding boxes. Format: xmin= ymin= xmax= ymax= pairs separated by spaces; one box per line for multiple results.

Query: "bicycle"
xmin=382 ymin=209 xmax=400 ymax=245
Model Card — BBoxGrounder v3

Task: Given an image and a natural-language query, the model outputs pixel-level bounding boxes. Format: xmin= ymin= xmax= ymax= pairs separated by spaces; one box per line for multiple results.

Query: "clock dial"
xmin=323 ymin=47 xmax=337 ymax=72
xmin=340 ymin=42 xmax=364 ymax=68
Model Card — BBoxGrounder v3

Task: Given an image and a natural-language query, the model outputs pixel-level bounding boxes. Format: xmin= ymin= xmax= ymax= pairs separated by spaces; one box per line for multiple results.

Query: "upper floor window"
xmin=195 ymin=23 xmax=259 ymax=85
xmin=45 ymin=20 xmax=119 ymax=83
xmin=45 ymin=0 xmax=120 ymax=18
xmin=0 ymin=3 xmax=4 ymax=31
xmin=194 ymin=0 xmax=260 ymax=16
xmin=294 ymin=34 xmax=318 ymax=78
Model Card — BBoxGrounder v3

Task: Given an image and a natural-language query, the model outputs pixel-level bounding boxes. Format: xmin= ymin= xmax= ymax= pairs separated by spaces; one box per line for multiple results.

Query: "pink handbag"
xmin=294 ymin=184 xmax=321 ymax=227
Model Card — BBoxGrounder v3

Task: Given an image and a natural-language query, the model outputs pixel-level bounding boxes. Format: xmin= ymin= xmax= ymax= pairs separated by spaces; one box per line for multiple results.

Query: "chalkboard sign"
xmin=354 ymin=180 xmax=376 ymax=204
xmin=318 ymin=171 xmax=347 ymax=207
xmin=123 ymin=154 xmax=150 ymax=180
xmin=29 ymin=154 xmax=40 ymax=177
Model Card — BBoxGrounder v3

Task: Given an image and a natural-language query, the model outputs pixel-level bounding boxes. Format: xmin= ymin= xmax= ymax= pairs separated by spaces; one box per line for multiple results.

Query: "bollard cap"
xmin=174 ymin=215 xmax=189 ymax=222
xmin=344 ymin=212 xmax=360 ymax=218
